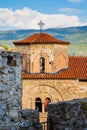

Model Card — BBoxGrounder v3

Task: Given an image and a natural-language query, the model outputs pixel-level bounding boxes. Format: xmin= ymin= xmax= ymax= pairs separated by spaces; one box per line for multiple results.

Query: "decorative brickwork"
xmin=22 ymin=79 xmax=87 ymax=122
xmin=14 ymin=33 xmax=69 ymax=73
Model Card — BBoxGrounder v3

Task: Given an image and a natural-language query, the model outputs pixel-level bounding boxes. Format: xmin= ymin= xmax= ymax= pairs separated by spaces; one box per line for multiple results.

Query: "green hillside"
xmin=69 ymin=43 xmax=87 ymax=56
xmin=0 ymin=26 xmax=87 ymax=55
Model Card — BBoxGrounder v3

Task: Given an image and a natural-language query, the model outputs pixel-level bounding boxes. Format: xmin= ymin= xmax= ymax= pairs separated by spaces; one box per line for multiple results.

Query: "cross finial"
xmin=38 ymin=20 xmax=45 ymax=33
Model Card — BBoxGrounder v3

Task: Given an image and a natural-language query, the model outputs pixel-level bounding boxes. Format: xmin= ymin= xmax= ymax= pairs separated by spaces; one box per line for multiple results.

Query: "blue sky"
xmin=0 ymin=0 xmax=87 ymax=30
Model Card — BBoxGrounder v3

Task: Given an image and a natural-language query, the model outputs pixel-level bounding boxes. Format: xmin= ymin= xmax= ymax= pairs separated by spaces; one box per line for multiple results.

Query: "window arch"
xmin=44 ymin=97 xmax=51 ymax=112
xmin=40 ymin=57 xmax=45 ymax=73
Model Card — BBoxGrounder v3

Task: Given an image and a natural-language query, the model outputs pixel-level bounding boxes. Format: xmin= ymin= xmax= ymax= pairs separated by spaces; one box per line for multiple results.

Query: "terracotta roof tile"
xmin=22 ymin=56 xmax=87 ymax=80
xmin=13 ymin=33 xmax=70 ymax=45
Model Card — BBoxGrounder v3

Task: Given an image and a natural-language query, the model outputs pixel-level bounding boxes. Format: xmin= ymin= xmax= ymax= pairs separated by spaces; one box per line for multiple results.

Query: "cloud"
xmin=68 ymin=0 xmax=84 ymax=3
xmin=58 ymin=8 xmax=81 ymax=15
xmin=0 ymin=7 xmax=86 ymax=30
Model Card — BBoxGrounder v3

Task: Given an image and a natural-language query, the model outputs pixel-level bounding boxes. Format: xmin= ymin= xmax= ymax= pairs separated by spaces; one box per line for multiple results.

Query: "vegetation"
xmin=69 ymin=43 xmax=87 ymax=56
xmin=0 ymin=25 xmax=87 ymax=55
xmin=4 ymin=45 xmax=9 ymax=50
xmin=81 ymin=102 xmax=87 ymax=111
xmin=0 ymin=40 xmax=15 ymax=50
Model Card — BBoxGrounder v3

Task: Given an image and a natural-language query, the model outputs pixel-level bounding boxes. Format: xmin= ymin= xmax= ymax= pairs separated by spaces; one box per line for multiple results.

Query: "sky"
xmin=0 ymin=0 xmax=87 ymax=30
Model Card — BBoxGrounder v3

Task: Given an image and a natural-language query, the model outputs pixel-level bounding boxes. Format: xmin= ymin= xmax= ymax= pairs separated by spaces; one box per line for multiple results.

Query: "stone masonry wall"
xmin=0 ymin=51 xmax=42 ymax=130
xmin=48 ymin=98 xmax=87 ymax=130
xmin=0 ymin=51 xmax=22 ymax=129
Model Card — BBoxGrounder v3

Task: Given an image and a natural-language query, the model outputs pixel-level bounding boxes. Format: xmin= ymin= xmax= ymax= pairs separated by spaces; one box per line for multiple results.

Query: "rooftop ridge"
xmin=13 ymin=32 xmax=70 ymax=44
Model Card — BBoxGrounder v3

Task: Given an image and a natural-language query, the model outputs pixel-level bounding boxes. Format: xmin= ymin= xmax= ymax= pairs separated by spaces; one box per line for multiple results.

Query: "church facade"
xmin=14 ymin=31 xmax=87 ymax=122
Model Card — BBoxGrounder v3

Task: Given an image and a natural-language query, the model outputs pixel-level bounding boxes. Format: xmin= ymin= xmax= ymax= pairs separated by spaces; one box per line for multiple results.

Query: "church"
xmin=13 ymin=21 xmax=87 ymax=122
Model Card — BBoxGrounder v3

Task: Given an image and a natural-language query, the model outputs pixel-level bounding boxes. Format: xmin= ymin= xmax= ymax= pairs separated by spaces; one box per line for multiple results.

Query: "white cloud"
xmin=0 ymin=7 xmax=86 ymax=30
xmin=68 ymin=0 xmax=84 ymax=3
xmin=58 ymin=8 xmax=81 ymax=15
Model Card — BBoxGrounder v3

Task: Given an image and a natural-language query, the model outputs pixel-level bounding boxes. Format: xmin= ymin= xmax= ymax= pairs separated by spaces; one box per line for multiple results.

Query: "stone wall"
xmin=0 ymin=51 xmax=41 ymax=130
xmin=48 ymin=98 xmax=87 ymax=130
xmin=20 ymin=109 xmax=42 ymax=130
xmin=0 ymin=51 xmax=22 ymax=129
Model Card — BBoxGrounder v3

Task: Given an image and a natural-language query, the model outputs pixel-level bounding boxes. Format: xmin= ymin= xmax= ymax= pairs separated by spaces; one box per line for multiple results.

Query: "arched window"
xmin=35 ymin=98 xmax=42 ymax=112
xmin=40 ymin=57 xmax=45 ymax=73
xmin=44 ymin=97 xmax=51 ymax=112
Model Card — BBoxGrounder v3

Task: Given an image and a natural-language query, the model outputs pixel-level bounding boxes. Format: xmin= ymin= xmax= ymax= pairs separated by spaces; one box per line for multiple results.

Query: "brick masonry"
xmin=14 ymin=33 xmax=87 ymax=123
xmin=15 ymin=43 xmax=68 ymax=73
xmin=22 ymin=79 xmax=87 ymax=122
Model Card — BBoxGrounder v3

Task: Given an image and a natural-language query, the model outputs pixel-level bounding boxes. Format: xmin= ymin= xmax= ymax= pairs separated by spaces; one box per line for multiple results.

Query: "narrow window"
xmin=44 ymin=97 xmax=51 ymax=112
xmin=40 ymin=57 xmax=45 ymax=73
xmin=35 ymin=98 xmax=42 ymax=112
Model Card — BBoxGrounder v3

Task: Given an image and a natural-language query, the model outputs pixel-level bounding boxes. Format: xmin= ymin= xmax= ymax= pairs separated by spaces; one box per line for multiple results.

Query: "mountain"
xmin=0 ymin=26 xmax=87 ymax=55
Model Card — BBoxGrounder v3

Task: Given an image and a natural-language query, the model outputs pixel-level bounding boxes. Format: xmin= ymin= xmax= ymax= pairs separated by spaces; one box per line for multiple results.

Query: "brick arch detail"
xmin=54 ymin=52 xmax=68 ymax=72
xmin=32 ymin=53 xmax=52 ymax=73
xmin=30 ymin=84 xmax=63 ymax=102
xmin=32 ymin=53 xmax=49 ymax=61
xmin=34 ymin=91 xmax=53 ymax=103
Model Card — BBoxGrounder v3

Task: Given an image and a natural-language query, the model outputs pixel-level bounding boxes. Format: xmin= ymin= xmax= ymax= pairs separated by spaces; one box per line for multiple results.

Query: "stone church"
xmin=13 ymin=27 xmax=87 ymax=122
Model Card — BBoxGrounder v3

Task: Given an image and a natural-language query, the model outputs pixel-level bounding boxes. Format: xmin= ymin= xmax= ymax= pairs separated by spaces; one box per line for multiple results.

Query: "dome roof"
xmin=13 ymin=33 xmax=70 ymax=45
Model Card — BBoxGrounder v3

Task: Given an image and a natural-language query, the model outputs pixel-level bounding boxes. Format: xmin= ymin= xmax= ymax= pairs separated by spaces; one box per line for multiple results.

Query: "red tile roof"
xmin=13 ymin=33 xmax=70 ymax=45
xmin=22 ymin=56 xmax=87 ymax=80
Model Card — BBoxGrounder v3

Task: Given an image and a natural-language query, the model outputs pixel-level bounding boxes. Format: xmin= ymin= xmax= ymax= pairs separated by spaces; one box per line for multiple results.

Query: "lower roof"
xmin=22 ymin=56 xmax=87 ymax=80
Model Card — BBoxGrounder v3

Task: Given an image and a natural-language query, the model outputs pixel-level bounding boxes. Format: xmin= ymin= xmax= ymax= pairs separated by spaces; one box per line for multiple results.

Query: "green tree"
xmin=4 ymin=45 xmax=9 ymax=50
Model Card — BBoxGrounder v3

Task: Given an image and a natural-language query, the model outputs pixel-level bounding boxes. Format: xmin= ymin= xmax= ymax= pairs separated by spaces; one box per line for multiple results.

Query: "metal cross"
xmin=38 ymin=20 xmax=45 ymax=33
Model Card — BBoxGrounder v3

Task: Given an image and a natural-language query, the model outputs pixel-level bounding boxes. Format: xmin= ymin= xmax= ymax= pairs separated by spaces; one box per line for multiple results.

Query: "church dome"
xmin=13 ymin=32 xmax=70 ymax=45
